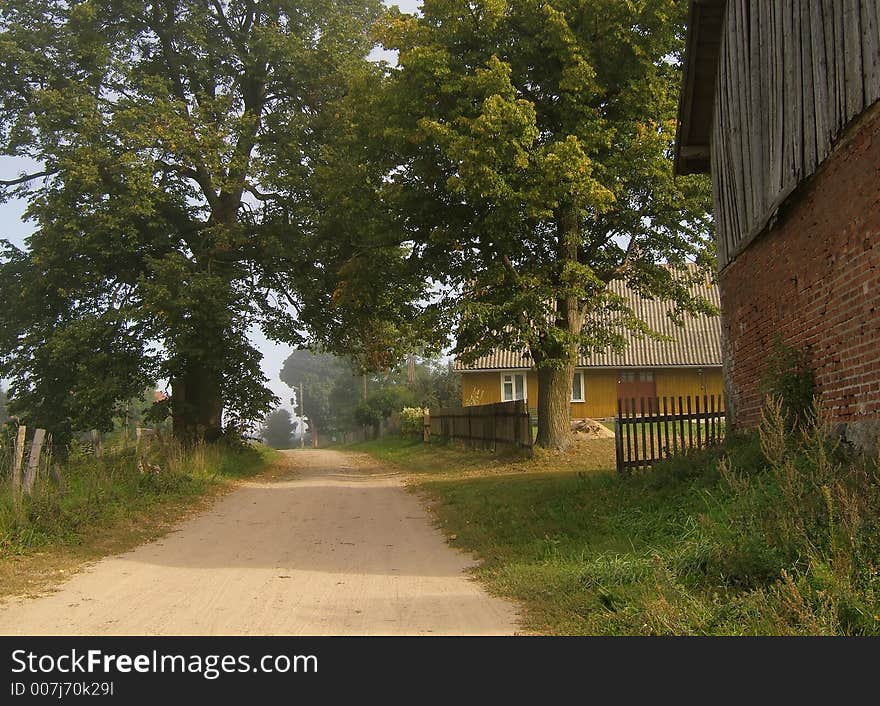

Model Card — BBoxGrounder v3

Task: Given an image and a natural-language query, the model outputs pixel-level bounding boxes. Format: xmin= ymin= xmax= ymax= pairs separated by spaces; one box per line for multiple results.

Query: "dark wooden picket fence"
xmin=428 ymin=401 xmax=533 ymax=453
xmin=615 ymin=395 xmax=726 ymax=472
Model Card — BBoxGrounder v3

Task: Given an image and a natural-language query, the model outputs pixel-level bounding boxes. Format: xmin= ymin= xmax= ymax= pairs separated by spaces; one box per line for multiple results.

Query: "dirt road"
xmin=0 ymin=449 xmax=520 ymax=636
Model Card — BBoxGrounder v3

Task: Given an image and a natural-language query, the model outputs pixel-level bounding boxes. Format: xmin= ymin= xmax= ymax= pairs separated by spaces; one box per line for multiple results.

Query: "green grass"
xmin=350 ymin=434 xmax=618 ymax=479
xmin=356 ymin=408 xmax=880 ymax=635
xmin=0 ymin=437 xmax=277 ymax=558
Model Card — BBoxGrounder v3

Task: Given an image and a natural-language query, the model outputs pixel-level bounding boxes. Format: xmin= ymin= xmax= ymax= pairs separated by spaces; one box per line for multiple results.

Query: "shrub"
xmin=761 ymin=338 xmax=816 ymax=429
xmin=399 ymin=407 xmax=428 ymax=436
xmin=692 ymin=399 xmax=880 ymax=633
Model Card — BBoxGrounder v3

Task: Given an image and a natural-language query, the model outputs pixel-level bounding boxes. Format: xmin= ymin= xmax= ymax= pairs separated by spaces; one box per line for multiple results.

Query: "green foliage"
xmin=355 ymin=385 xmax=416 ymax=435
xmin=0 ymin=437 xmax=270 ymax=556
xmin=363 ymin=0 xmax=717 ymax=446
xmin=402 ymin=358 xmax=462 ymax=409
xmin=0 ymin=0 xmax=381 ymax=442
xmin=289 ymin=60 xmax=443 ymax=372
xmin=279 ymin=349 xmax=460 ymax=439
xmin=760 ymin=338 xmax=816 ymax=428
xmin=279 ymin=349 xmax=354 ymax=440
xmin=260 ymin=408 xmax=295 ymax=450
xmin=399 ymin=407 xmax=428 ymax=436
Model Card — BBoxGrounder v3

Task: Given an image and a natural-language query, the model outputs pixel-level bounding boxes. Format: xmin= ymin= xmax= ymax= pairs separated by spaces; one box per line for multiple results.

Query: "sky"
xmin=0 ymin=0 xmax=423 ymax=413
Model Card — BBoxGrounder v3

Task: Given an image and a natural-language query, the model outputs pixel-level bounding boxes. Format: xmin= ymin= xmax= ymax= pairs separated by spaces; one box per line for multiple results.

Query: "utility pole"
xmin=299 ymin=381 xmax=305 ymax=449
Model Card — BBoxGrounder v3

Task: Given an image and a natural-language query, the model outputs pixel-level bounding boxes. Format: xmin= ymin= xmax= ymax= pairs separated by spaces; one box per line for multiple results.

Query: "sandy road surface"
xmin=0 ymin=449 xmax=520 ymax=636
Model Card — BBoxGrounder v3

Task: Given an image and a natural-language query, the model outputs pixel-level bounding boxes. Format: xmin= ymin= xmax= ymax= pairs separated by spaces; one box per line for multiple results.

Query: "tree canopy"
xmin=371 ymin=0 xmax=715 ymax=447
xmin=0 ymin=0 xmax=381 ymax=444
xmin=260 ymin=407 xmax=295 ymax=449
xmin=1 ymin=0 xmax=717 ymax=452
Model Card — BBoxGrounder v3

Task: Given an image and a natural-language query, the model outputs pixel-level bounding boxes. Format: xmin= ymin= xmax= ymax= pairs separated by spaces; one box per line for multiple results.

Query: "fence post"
xmin=22 ymin=428 xmax=46 ymax=495
xmin=11 ymin=425 xmax=26 ymax=498
xmin=513 ymin=401 xmax=520 ymax=449
xmin=526 ymin=404 xmax=533 ymax=453
xmin=423 ymin=412 xmax=430 ymax=443
xmin=491 ymin=405 xmax=496 ymax=452
xmin=615 ymin=398 xmax=623 ymax=472
xmin=90 ymin=429 xmax=102 ymax=457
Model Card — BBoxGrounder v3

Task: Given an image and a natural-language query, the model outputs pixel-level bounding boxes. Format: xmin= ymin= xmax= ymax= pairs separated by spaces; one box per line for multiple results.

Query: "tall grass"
xmin=0 ymin=434 xmax=269 ymax=556
xmin=671 ymin=397 xmax=880 ymax=634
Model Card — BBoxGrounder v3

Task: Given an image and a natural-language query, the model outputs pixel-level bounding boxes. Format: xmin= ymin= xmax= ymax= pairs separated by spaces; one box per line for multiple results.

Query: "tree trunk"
xmin=171 ymin=363 xmax=223 ymax=442
xmin=533 ymin=202 xmax=584 ymax=450
xmin=535 ymin=364 xmax=575 ymax=449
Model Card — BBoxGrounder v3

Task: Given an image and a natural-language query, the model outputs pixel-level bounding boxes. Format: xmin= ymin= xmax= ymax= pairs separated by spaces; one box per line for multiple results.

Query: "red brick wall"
xmin=719 ymin=102 xmax=880 ymax=435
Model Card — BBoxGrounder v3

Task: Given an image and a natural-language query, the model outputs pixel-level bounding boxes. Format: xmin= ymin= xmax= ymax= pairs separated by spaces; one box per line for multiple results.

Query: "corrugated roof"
xmin=454 ymin=275 xmax=722 ymax=371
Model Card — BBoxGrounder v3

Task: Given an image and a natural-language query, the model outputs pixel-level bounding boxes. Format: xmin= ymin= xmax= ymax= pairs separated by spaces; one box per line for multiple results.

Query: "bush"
xmin=761 ymin=338 xmax=816 ymax=428
xmin=399 ymin=407 xmax=428 ymax=436
xmin=629 ymin=395 xmax=880 ymax=634
xmin=684 ymin=399 xmax=879 ymax=632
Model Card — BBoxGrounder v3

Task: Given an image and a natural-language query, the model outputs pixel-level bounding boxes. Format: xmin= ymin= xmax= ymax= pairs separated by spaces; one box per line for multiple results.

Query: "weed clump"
xmin=653 ymin=396 xmax=880 ymax=634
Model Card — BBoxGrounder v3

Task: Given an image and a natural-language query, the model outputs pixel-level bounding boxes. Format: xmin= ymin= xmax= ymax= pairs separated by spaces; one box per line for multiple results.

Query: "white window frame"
xmin=571 ymin=370 xmax=585 ymax=402
xmin=500 ymin=372 xmax=527 ymax=402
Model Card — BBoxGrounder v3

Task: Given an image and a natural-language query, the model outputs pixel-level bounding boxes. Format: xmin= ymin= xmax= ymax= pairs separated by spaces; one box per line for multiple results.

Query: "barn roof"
xmin=674 ymin=0 xmax=726 ymax=176
xmin=455 ymin=276 xmax=723 ymax=372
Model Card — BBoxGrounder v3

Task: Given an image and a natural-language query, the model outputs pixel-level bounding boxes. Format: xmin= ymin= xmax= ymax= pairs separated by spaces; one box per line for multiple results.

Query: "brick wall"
xmin=719 ymin=102 xmax=880 ymax=446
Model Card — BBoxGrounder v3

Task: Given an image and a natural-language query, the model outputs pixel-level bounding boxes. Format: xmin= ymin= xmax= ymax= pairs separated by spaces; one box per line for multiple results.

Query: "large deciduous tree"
xmin=377 ymin=0 xmax=715 ymax=449
xmin=0 ymin=0 xmax=380 ymax=443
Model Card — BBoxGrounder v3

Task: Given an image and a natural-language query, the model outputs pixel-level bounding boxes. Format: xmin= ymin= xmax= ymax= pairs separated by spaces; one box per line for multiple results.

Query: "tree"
xmin=354 ymin=385 xmax=415 ymax=438
xmin=260 ymin=408 xmax=295 ymax=449
xmin=376 ymin=0 xmax=715 ymax=449
xmin=279 ymin=349 xmax=353 ymax=446
xmin=0 ymin=0 xmax=380 ymax=444
xmin=0 ymin=385 xmax=8 ymax=425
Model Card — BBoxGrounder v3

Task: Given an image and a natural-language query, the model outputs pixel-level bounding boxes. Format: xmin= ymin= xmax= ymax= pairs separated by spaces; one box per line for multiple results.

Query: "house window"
xmin=619 ymin=371 xmax=653 ymax=384
xmin=571 ymin=371 xmax=585 ymax=402
xmin=501 ymin=373 xmax=526 ymax=401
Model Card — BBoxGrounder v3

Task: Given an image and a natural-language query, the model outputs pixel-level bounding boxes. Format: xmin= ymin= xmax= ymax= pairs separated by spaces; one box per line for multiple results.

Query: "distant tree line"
xmin=259 ymin=350 xmax=460 ymax=448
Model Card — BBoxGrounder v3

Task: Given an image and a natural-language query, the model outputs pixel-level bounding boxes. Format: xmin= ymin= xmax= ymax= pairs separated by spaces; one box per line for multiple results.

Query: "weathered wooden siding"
xmin=460 ymin=371 xmax=538 ymax=407
xmin=655 ymin=368 xmax=725 ymax=401
xmin=713 ymin=0 xmax=880 ymax=270
xmin=461 ymin=368 xmax=724 ymax=420
xmin=573 ymin=371 xmax=620 ymax=419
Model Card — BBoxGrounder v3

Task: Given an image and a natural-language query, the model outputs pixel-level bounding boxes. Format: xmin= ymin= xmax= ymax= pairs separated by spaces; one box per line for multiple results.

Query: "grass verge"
xmin=0 ymin=438 xmax=280 ymax=598
xmin=353 ymin=407 xmax=880 ymax=635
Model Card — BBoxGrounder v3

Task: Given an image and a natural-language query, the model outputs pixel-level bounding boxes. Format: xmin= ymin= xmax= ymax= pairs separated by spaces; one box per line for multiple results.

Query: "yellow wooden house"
xmin=455 ymin=278 xmax=724 ymax=420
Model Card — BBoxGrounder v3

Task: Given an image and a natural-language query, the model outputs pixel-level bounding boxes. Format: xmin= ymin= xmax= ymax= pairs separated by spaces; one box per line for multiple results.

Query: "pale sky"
xmin=0 ymin=0 xmax=423 ymax=410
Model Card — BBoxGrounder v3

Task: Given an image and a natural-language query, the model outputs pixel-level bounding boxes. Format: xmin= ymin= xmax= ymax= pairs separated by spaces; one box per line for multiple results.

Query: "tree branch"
xmin=208 ymin=0 xmax=249 ymax=56
xmin=0 ymin=169 xmax=58 ymax=187
xmin=244 ymin=182 xmax=280 ymax=202
xmin=156 ymin=160 xmax=199 ymax=182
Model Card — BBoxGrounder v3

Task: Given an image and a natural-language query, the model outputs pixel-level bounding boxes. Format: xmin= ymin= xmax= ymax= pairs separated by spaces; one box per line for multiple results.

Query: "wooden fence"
xmin=5 ymin=425 xmax=52 ymax=498
xmin=615 ymin=395 xmax=726 ymax=472
xmin=427 ymin=401 xmax=533 ymax=453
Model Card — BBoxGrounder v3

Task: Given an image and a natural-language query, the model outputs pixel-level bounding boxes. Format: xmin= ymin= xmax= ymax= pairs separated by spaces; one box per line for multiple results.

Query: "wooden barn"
xmin=676 ymin=0 xmax=880 ymax=448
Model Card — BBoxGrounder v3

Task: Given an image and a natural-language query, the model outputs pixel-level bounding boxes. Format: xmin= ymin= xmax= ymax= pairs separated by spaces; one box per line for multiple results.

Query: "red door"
xmin=617 ymin=371 xmax=657 ymax=413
